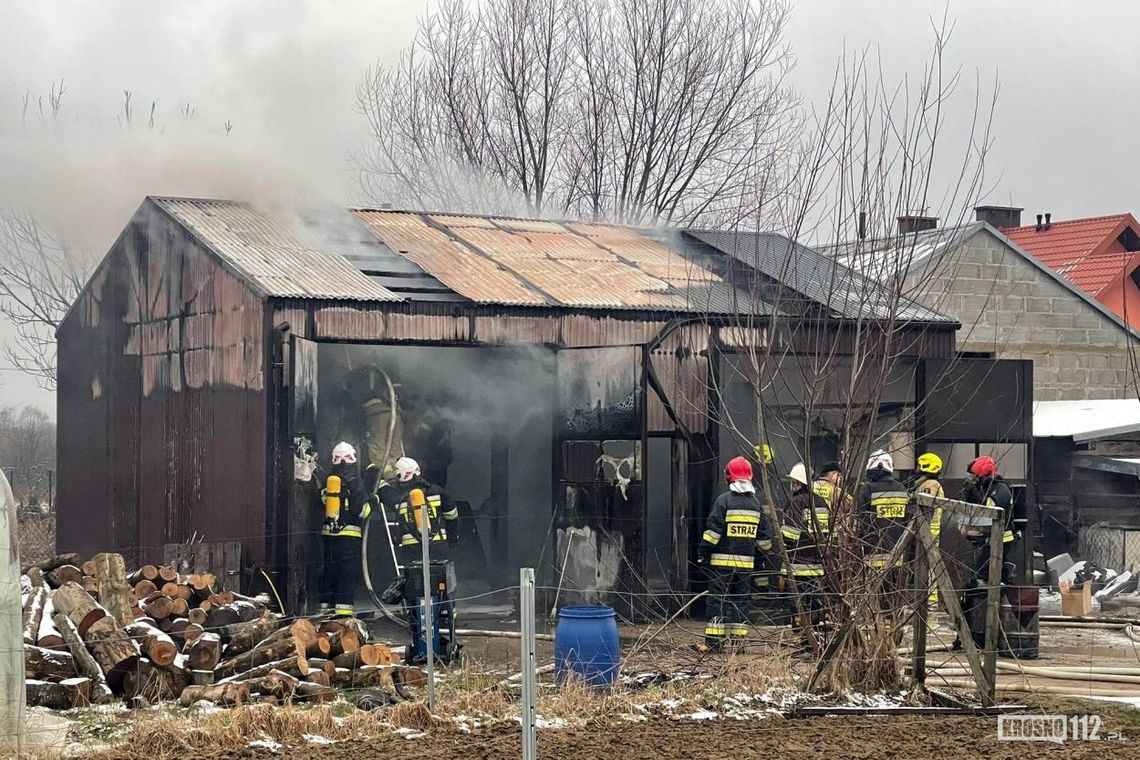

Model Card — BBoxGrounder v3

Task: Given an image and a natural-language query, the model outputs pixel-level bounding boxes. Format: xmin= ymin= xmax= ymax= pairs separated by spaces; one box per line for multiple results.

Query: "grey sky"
xmin=2 ymin=0 xmax=1138 ymax=414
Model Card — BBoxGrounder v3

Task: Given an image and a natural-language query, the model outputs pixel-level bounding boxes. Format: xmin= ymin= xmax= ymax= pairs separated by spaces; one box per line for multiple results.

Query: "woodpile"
xmin=20 ymin=552 xmax=418 ymax=711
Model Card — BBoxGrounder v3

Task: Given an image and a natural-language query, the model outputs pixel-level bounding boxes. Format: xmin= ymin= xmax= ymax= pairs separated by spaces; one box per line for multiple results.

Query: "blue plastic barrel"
xmin=554 ymin=605 xmax=621 ymax=689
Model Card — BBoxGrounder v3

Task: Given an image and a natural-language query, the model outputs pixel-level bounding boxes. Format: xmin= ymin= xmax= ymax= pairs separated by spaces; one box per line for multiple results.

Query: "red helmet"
xmin=725 ymin=456 xmax=754 ymax=484
xmin=968 ymin=455 xmax=997 ymax=479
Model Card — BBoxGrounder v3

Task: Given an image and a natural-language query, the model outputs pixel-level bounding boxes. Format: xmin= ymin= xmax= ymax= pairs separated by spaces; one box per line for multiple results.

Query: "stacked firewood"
xmin=20 ymin=552 xmax=417 ymax=710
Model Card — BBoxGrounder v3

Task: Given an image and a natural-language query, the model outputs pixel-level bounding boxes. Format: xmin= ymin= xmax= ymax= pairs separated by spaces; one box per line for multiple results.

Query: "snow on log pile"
xmin=19 ymin=553 xmax=415 ymax=710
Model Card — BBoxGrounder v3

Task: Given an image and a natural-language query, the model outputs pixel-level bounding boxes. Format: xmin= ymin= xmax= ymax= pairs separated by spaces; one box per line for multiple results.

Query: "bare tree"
xmin=355 ymin=0 xmax=799 ymax=224
xmin=0 ymin=405 xmax=55 ymax=506
xmin=0 ymin=212 xmax=89 ymax=390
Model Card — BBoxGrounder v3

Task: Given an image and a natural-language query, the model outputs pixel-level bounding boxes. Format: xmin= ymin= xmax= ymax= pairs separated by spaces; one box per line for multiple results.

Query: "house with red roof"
xmin=1003 ymin=213 xmax=1140 ymax=329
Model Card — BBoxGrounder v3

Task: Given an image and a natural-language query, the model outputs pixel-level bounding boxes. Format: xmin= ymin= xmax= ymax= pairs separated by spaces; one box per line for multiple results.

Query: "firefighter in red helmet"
xmin=963 ymin=455 xmax=1017 ymax=580
xmin=696 ymin=456 xmax=772 ymax=652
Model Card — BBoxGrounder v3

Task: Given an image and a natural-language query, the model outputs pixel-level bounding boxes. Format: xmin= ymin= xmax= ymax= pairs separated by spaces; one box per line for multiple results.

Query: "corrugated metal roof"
xmin=153 ymin=198 xmax=401 ymax=302
xmin=687 ymin=229 xmax=953 ymax=324
xmin=353 ymin=210 xmax=756 ymax=313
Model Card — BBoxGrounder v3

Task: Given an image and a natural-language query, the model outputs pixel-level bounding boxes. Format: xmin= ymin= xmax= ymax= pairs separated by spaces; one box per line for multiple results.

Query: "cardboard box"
xmin=1061 ymin=581 xmax=1093 ymax=617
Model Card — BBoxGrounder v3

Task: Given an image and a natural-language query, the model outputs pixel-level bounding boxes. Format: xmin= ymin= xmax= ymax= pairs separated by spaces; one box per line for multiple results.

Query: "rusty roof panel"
xmin=354 ymin=211 xmax=548 ymax=305
xmin=153 ymin=198 xmax=401 ymax=302
xmin=493 ymin=217 xmax=567 ymax=233
xmin=428 ymin=214 xmax=498 ymax=229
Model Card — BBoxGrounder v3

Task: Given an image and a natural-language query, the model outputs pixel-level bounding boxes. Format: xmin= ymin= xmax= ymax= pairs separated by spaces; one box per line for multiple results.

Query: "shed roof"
xmin=1034 ymin=399 xmax=1140 ymax=441
xmin=1003 ymin=214 xmax=1140 ymax=297
xmin=153 ymin=197 xmax=402 ymax=302
xmin=688 ymin=229 xmax=952 ymax=323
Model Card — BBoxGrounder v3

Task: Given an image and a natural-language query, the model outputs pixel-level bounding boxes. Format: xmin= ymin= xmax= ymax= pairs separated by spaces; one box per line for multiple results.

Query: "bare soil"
xmin=103 ymin=710 xmax=1140 ymax=760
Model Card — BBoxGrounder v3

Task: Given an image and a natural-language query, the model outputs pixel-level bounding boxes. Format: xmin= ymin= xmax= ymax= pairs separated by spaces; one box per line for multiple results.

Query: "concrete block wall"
xmin=907 ymin=229 xmax=1138 ymax=401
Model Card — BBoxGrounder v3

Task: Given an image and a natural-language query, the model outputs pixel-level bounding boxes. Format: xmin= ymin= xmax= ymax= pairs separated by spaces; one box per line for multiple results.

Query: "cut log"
xmin=214 ymin=636 xmax=305 ymax=679
xmin=218 ymin=654 xmax=309 ymax=683
xmin=37 ymin=600 xmax=65 ymax=650
xmin=92 ymin=553 xmax=134 ymax=628
xmin=187 ymin=632 xmax=222 ymax=671
xmin=305 ymin=671 xmax=331 ymax=688
xmin=191 ymin=669 xmax=215 ymax=686
xmin=305 ymin=635 xmax=332 ymax=658
xmin=133 ymin=579 xmax=157 ymax=598
xmin=205 ymin=604 xmax=241 ymax=629
xmin=52 ymin=582 xmax=108 ymax=636
xmin=331 ymin=665 xmax=395 ymax=691
xmin=187 ymin=608 xmax=208 ymax=626
xmin=293 ymin=681 xmax=336 ymax=704
xmin=217 ymin=591 xmax=235 ymax=605
xmin=82 ymin=576 xmax=101 ymax=596
xmin=394 ymin=667 xmax=427 ymax=688
xmin=81 ymin=559 xmax=97 ymax=576
xmin=178 ymin=681 xmax=250 ymax=707
xmin=142 ymin=595 xmax=173 ymax=622
xmin=23 ymin=587 xmax=47 ymax=645
xmin=327 ymin=629 xmax=360 ymax=657
xmin=307 ymin=658 xmax=336 ymax=678
xmin=123 ymin=658 xmax=190 ymax=703
xmin=46 ymin=564 xmax=84 ymax=589
xmin=233 ymin=600 xmax=261 ymax=622
xmin=332 ymin=644 xmax=388 ymax=669
xmin=238 ymin=669 xmax=299 ymax=702
xmin=23 ymin=552 xmax=80 ymax=576
xmin=124 ymin=620 xmax=178 ymax=668
xmin=160 ymin=582 xmax=181 ymax=598
xmin=170 ymin=598 xmax=189 ymax=617
xmin=53 ymin=612 xmax=112 ymax=703
xmin=222 ymin=615 xmax=280 ymax=657
xmin=25 ymin=645 xmax=78 ymax=680
xmin=168 ymin=618 xmax=190 ymax=643
xmin=182 ymin=623 xmax=205 ymax=645
xmin=25 ymin=677 xmax=91 ymax=709
xmin=157 ymin=566 xmax=178 ymax=583
xmin=85 ymin=626 xmax=141 ymax=689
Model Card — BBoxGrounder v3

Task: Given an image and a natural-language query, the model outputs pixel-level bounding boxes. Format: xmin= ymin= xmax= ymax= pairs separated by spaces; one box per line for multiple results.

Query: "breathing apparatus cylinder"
xmin=409 ymin=488 xmax=427 ymax=533
xmin=325 ymin=475 xmax=343 ymax=522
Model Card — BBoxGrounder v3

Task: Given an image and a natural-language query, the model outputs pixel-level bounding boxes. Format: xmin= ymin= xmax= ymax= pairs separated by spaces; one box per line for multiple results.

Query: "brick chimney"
xmin=974 ymin=205 xmax=1022 ymax=229
xmin=897 ymin=214 xmax=938 ymax=234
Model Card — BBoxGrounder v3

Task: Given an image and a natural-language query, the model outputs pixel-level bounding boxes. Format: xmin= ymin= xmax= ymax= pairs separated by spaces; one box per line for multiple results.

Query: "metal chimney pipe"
xmin=1045 ymin=213 xmax=1052 ymax=230
xmin=1036 ymin=214 xmax=1043 ymax=231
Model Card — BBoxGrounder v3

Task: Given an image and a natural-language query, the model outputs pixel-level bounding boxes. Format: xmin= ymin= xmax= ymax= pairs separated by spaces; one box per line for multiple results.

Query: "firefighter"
xmin=696 ymin=456 xmax=772 ymax=652
xmin=785 ymin=462 xmax=830 ymax=623
xmin=962 ymin=455 xmax=1017 ymax=582
xmin=858 ymin=449 xmax=911 ymax=610
xmin=911 ymin=452 xmax=946 ymax=604
xmin=319 ymin=442 xmax=374 ymax=617
xmin=381 ymin=456 xmax=460 ymax=562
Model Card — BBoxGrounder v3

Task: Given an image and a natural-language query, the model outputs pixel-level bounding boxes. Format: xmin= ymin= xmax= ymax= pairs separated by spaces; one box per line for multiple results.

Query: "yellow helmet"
xmin=916 ymin=452 xmax=943 ymax=475
xmin=753 ymin=443 xmax=773 ymax=465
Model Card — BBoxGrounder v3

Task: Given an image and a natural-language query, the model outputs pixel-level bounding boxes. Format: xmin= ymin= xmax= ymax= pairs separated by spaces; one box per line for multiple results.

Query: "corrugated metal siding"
xmin=57 ymin=202 xmax=270 ymax=572
xmin=648 ymin=324 xmax=712 ymax=433
xmin=153 ymin=197 xmax=401 ymax=302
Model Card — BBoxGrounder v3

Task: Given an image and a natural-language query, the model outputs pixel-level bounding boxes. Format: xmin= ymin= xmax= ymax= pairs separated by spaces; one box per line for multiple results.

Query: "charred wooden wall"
xmin=58 ymin=203 xmax=269 ymax=571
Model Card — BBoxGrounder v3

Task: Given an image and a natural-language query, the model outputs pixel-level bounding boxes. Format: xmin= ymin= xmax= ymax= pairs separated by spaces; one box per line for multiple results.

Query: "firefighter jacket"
xmin=700 ymin=490 xmax=771 ymax=570
xmin=782 ymin=487 xmax=830 ymax=576
xmin=320 ymin=463 xmax=374 ymax=538
xmin=910 ymin=475 xmax=945 ymax=540
xmin=382 ymin=477 xmax=459 ymax=547
xmin=858 ymin=469 xmax=910 ymax=561
xmin=964 ymin=476 xmax=1016 ymax=544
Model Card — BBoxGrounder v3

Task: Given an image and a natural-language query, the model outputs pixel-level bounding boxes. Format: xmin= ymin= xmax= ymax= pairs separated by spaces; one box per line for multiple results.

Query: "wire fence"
xmin=16 ymin=512 xmax=54 ymax=569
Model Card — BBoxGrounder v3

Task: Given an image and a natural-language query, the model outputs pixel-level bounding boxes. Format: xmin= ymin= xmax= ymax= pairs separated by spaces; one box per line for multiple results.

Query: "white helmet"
xmin=866 ymin=449 xmax=893 ymax=474
xmin=331 ymin=442 xmax=357 ymax=465
xmin=394 ymin=456 xmax=420 ymax=483
xmin=788 ymin=462 xmax=809 ymax=487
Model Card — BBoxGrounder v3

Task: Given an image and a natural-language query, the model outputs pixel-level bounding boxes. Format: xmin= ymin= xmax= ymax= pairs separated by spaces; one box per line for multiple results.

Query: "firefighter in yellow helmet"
xmin=911 ymin=452 xmax=945 ymax=604
xmin=319 ymin=442 xmax=375 ymax=617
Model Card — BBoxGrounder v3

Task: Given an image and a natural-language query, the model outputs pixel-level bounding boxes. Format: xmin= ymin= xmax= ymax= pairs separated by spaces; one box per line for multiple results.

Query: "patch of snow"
xmin=394 ymin=727 xmax=426 ymax=739
xmin=535 ymin=716 xmax=568 ymax=729
xmin=686 ymin=710 xmax=719 ymax=721
xmin=302 ymin=734 xmax=336 ymax=745
xmin=248 ymin=738 xmax=282 ymax=753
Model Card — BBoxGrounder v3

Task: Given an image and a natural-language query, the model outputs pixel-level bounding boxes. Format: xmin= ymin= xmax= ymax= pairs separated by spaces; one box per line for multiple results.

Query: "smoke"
xmin=0 ymin=1 xmax=427 ymax=410
xmin=0 ymin=0 xmax=427 ymax=254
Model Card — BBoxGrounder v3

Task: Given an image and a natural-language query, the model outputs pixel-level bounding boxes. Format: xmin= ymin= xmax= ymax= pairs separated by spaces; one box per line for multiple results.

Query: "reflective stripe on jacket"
xmin=702 ymin=490 xmax=770 ymax=571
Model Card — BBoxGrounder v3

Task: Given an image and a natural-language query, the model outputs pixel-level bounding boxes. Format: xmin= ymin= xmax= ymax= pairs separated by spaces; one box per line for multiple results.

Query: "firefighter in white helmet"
xmin=857 ymin=449 xmax=910 ymax=610
xmin=319 ymin=442 xmax=375 ymax=617
xmin=780 ymin=462 xmax=831 ymax=624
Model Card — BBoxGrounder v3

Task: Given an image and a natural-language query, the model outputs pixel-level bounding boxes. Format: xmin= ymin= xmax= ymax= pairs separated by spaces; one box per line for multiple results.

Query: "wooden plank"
xmin=983 ymin=508 xmax=1005 ymax=704
xmin=911 ymin=505 xmax=931 ymax=689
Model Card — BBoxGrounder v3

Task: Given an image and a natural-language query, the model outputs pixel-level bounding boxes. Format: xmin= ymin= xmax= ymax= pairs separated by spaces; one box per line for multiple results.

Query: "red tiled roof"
xmin=1002 ymin=213 xmax=1140 ymax=296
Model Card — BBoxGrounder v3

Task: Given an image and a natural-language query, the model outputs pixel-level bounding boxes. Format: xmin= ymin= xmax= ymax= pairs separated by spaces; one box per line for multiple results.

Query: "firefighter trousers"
xmin=319 ymin=535 xmax=362 ymax=617
xmin=705 ymin=567 xmax=751 ymax=647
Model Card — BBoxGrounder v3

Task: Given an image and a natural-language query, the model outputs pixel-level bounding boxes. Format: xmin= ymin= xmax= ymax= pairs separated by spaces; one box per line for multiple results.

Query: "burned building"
xmin=58 ymin=197 xmax=993 ymax=614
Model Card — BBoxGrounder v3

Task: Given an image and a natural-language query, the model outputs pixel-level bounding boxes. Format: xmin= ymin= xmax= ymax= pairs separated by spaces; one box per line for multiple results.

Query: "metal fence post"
xmin=421 ymin=509 xmax=435 ymax=712
xmin=520 ymin=567 xmax=537 ymax=760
